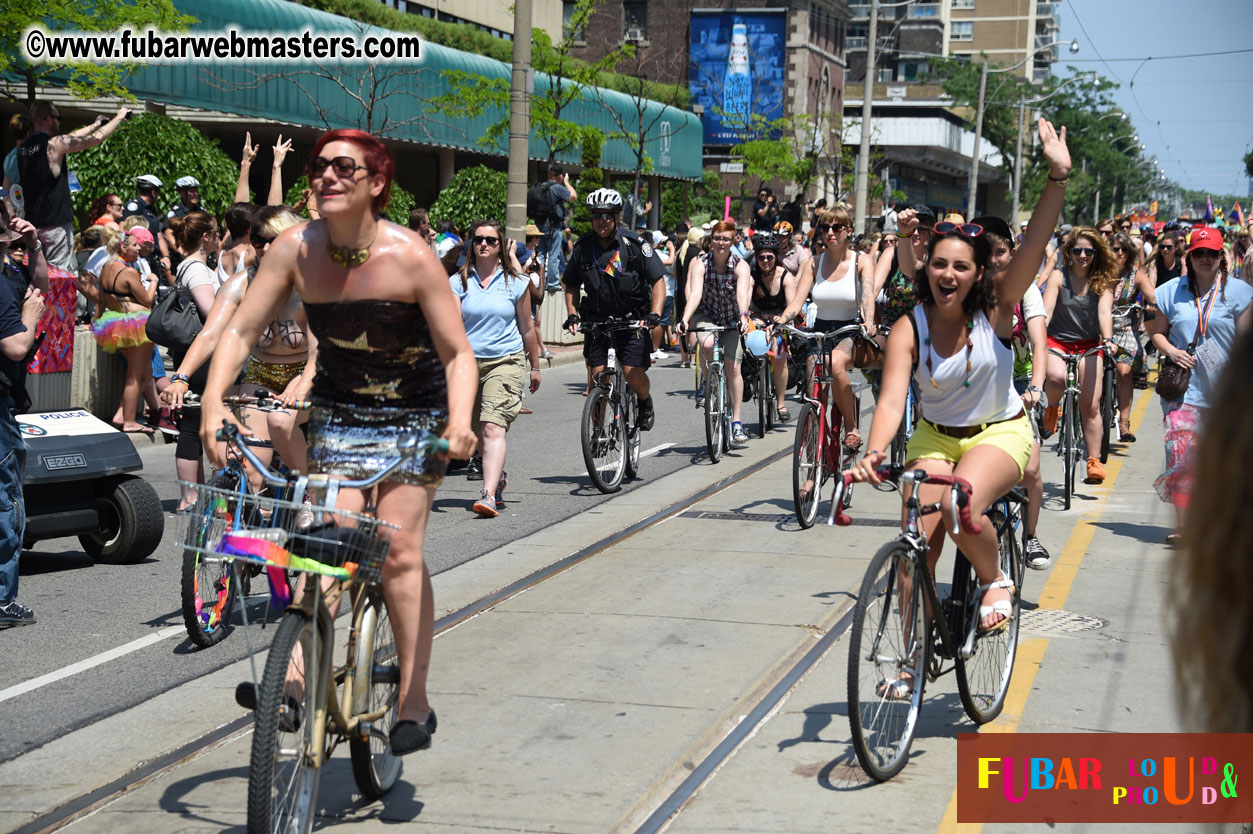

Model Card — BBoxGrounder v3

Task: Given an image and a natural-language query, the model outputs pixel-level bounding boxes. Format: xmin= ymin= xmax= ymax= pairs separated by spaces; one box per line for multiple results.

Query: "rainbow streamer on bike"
xmin=218 ymin=532 xmax=355 ymax=607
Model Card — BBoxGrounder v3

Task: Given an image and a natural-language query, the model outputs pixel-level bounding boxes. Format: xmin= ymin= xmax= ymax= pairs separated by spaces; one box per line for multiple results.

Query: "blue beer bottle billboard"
xmin=723 ymin=23 xmax=752 ymax=131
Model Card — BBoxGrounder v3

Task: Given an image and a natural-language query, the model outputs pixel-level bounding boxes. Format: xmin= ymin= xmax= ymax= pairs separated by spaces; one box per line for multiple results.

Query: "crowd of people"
xmin=1 ymin=103 xmax=1250 ymax=736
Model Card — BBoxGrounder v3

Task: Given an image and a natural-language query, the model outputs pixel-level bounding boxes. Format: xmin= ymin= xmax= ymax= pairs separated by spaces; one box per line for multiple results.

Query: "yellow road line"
xmin=936 ymin=388 xmax=1156 ymax=833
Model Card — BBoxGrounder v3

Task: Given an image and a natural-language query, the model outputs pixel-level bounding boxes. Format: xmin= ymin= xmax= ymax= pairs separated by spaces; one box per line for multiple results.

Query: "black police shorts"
xmin=583 ymin=325 xmax=652 ymax=370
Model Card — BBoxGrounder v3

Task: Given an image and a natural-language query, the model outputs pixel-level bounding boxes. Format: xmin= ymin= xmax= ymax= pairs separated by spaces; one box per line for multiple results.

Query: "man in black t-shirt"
xmin=562 ymin=188 xmax=666 ymax=429
xmin=0 ymin=201 xmax=48 ymax=627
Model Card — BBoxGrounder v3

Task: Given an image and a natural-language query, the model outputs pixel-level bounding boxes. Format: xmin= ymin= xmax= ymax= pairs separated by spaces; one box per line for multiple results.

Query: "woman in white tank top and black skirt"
xmin=849 ymin=118 xmax=1072 ymax=639
xmin=791 ymin=206 xmax=876 ymax=449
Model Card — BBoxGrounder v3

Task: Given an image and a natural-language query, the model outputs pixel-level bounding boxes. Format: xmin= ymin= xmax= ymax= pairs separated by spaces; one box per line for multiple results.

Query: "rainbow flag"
xmin=1235 ymin=202 xmax=1245 ymax=227
xmin=1205 ymin=195 xmax=1214 ymax=222
xmin=603 ymin=249 xmax=622 ymax=278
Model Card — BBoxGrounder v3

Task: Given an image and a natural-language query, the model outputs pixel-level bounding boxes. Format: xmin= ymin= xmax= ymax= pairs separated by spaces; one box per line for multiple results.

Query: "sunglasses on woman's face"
xmin=818 ymin=222 xmax=845 ymax=235
xmin=934 ymin=221 xmax=984 ymax=237
xmin=756 ymin=252 xmax=776 ymax=260
xmin=251 ymin=234 xmax=274 ymax=248
xmin=1071 ymin=247 xmax=1095 ymax=257
xmin=1112 ymin=246 xmax=1127 ymax=254
xmin=1160 ymin=245 xmax=1176 ymax=251
xmin=473 ymin=235 xmax=500 ymax=247
xmin=1191 ymin=249 xmax=1219 ymax=259
xmin=307 ymin=156 xmax=369 ymax=179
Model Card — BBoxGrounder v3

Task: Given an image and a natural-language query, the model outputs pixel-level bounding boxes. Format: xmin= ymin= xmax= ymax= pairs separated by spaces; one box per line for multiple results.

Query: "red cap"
xmin=1188 ymin=226 xmax=1223 ymax=253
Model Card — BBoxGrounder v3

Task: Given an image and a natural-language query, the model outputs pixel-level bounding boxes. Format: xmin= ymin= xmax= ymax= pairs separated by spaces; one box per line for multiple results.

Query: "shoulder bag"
xmin=146 ymin=261 xmax=205 ymax=352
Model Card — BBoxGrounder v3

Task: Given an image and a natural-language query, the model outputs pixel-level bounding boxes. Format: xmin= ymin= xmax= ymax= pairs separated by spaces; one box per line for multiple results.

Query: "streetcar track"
xmin=14 ymin=444 xmax=795 ymax=834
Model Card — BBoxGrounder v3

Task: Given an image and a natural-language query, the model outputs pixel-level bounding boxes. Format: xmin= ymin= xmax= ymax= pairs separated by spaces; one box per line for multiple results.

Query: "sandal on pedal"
xmin=875 ymin=676 xmax=915 ymax=701
xmin=390 ymin=710 xmax=438 ymax=756
xmin=842 ymin=428 xmax=862 ymax=451
xmin=776 ymin=405 xmax=792 ymax=422
xmin=978 ymin=576 xmax=1016 ymax=634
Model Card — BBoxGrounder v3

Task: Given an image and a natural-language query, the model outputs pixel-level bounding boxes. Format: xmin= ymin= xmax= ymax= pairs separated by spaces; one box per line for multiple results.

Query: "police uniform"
xmin=122 ymin=197 xmax=165 ymax=278
xmin=562 ymin=227 xmax=665 ymax=368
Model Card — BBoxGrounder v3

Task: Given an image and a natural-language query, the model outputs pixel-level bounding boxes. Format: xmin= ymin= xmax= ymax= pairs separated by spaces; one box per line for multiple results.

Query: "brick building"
xmin=569 ymin=0 xmax=854 ymax=216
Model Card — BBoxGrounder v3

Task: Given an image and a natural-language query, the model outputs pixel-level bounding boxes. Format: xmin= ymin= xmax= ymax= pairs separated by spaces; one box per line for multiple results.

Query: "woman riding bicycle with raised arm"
xmin=848 ymin=118 xmax=1071 ymax=636
xmin=1040 ymin=226 xmax=1118 ymax=483
xmin=679 ymin=219 xmax=753 ymax=445
xmin=1109 ymin=231 xmax=1156 ymax=441
xmin=785 ymin=204 xmax=876 ymax=451
xmin=747 ymin=231 xmax=798 ymax=422
xmin=201 ymin=129 xmax=478 ymax=758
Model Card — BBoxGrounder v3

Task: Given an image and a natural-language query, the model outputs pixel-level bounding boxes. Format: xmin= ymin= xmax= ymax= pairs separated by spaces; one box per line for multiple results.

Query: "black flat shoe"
xmin=236 ymin=681 xmax=303 ymax=732
xmin=390 ymin=710 xmax=437 ymax=756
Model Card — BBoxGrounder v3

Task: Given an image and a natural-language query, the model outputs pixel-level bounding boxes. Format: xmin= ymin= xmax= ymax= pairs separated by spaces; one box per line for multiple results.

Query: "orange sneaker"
xmin=1042 ymin=405 xmax=1060 ymax=437
xmin=1086 ymin=457 xmax=1106 ymax=484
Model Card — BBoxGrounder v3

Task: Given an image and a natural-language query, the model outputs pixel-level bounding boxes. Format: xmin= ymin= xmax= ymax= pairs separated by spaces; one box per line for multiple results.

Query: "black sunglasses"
xmin=251 ymin=233 xmax=274 ymax=248
xmin=934 ymin=221 xmax=984 ymax=237
xmin=755 ymin=251 xmax=777 ymax=258
xmin=307 ymin=156 xmax=370 ymax=179
xmin=1111 ymin=246 xmax=1127 ymax=254
xmin=818 ymin=222 xmax=846 ymax=235
xmin=1071 ymin=247 xmax=1095 ymax=256
xmin=590 ymin=212 xmax=616 ymax=220
xmin=472 ymin=235 xmax=500 ymax=247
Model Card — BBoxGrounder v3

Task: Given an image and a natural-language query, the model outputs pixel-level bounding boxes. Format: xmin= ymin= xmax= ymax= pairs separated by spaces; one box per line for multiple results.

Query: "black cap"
xmin=971 ymin=215 xmax=1014 ymax=242
xmin=911 ymin=204 xmax=936 ymax=224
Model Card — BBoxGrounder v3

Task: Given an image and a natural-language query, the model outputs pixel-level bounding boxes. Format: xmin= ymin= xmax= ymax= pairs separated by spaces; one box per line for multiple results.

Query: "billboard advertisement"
xmin=689 ymin=11 xmax=787 ymax=146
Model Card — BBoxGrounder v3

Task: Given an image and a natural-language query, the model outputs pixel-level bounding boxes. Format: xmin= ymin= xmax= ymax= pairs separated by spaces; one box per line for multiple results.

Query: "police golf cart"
xmin=18 ymin=409 xmax=164 ymax=563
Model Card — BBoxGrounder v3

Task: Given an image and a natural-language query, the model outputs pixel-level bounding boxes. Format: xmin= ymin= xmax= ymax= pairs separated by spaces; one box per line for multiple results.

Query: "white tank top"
xmin=217 ymin=247 xmax=248 ymax=285
xmin=913 ymin=304 xmax=1021 ymax=427
xmin=809 ymin=251 xmax=860 ymax=321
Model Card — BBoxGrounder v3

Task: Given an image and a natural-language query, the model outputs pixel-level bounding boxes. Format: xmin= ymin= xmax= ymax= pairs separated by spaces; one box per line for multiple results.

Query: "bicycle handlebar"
xmin=580 ymin=318 xmax=647 ymax=334
xmin=1047 ymin=344 xmax=1110 ymax=362
xmin=778 ymin=323 xmax=864 ymax=344
xmin=215 ymin=420 xmax=449 ymax=489
xmin=829 ymin=467 xmax=981 ymax=535
xmin=183 ymin=392 xmax=313 ymax=412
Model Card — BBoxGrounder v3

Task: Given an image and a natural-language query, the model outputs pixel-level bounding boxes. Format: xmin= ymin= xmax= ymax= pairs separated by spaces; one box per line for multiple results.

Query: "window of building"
xmin=877 ymin=66 xmax=895 ymax=83
xmin=951 ymin=21 xmax=973 ymax=40
xmin=951 ymin=0 xmax=974 ymax=8
xmin=623 ymin=1 xmax=647 ymax=42
xmin=562 ymin=0 xmax=585 ymax=41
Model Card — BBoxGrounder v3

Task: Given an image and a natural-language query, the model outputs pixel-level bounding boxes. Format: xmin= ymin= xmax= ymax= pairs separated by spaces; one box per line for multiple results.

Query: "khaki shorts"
xmin=475 ymin=352 xmax=526 ymax=430
xmin=905 ymin=413 xmax=1035 ymax=478
xmin=691 ymin=313 xmax=743 ymax=364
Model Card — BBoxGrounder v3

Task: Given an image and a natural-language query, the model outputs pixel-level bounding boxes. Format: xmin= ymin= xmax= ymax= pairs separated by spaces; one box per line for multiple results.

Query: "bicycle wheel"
xmin=1099 ymin=360 xmax=1115 ymax=463
xmin=1061 ymin=395 xmax=1075 ymax=511
xmin=624 ymin=390 xmax=642 ymax=478
xmin=704 ymin=364 xmax=725 ymax=463
xmin=247 ymin=610 xmax=323 ymax=834
xmin=350 ymin=589 xmax=402 ymax=799
xmin=180 ymin=471 xmax=244 ymax=648
xmin=581 ymin=386 xmax=626 ymax=493
xmin=791 ymin=403 xmax=823 ymax=528
xmin=757 ymin=359 xmax=772 ymax=438
xmin=953 ymin=519 xmax=1020 ymax=725
xmin=847 ymin=540 xmax=929 ymax=781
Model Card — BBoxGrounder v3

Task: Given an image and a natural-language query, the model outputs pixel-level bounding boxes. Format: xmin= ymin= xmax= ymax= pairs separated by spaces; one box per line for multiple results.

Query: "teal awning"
xmin=112 ymin=0 xmax=702 ymax=178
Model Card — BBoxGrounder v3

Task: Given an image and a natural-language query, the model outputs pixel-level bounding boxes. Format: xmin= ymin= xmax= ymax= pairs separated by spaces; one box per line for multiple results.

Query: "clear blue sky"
xmin=1057 ymin=0 xmax=1252 ymax=198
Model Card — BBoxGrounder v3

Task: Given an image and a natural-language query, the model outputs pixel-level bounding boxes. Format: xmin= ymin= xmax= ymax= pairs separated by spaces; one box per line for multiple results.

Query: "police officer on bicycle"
xmin=562 ymin=188 xmax=666 ymax=430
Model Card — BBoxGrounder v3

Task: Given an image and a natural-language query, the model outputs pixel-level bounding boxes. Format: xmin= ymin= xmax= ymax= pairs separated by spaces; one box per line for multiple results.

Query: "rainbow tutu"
xmin=91 ymin=309 xmax=151 ymax=353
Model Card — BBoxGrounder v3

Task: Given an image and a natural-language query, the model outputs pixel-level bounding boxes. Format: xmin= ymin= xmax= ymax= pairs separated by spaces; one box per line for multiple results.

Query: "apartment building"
xmin=843 ymin=0 xmax=1063 ymax=220
xmin=374 ymin=0 xmax=565 ymax=42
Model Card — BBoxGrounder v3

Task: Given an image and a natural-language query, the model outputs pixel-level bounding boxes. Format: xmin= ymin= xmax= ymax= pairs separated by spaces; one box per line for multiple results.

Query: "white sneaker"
xmin=653 ymin=350 xmax=669 ymax=360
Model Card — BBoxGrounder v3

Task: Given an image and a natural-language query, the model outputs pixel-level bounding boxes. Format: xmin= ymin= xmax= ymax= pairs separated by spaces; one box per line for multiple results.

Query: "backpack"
xmin=526 ymin=181 xmax=558 ymax=224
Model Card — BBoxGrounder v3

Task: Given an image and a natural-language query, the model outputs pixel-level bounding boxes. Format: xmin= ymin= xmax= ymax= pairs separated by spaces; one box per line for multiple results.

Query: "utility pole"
xmin=506 ymin=0 xmax=533 ymax=241
xmin=852 ymin=0 xmax=878 ymax=235
xmin=966 ymin=60 xmax=989 ymax=219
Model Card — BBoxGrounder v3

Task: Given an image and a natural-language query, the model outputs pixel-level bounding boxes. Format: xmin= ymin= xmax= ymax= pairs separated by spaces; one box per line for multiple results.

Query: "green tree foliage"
xmin=1245 ymin=150 xmax=1253 ymax=181
xmin=660 ymin=170 xmax=734 ymax=231
xmin=1 ymin=1 xmax=193 ymax=104
xmin=430 ymin=165 xmax=508 ymax=233
xmin=569 ymin=165 xmax=606 ymax=236
xmin=928 ymin=56 xmax=1039 ymax=185
xmin=70 ymin=113 xmax=237 ymax=226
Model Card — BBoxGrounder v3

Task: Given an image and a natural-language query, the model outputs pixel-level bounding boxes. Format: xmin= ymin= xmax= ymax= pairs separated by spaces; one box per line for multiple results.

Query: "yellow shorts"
xmin=905 ymin=413 xmax=1035 ymax=478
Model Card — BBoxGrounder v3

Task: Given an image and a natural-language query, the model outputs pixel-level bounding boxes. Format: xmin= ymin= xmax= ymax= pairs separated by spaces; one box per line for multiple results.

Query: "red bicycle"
xmin=781 ymin=323 xmax=864 ymax=528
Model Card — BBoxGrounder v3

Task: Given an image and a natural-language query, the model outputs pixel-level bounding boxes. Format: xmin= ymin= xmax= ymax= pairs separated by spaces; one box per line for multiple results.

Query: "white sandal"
xmin=977 ymin=575 xmax=1016 ymax=634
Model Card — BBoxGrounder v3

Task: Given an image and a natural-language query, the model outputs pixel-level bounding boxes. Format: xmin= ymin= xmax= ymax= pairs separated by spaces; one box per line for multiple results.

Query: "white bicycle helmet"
xmin=136 ymin=174 xmax=163 ymax=189
xmin=586 ymin=188 xmax=623 ymax=212
xmin=175 ymin=175 xmax=200 ymax=189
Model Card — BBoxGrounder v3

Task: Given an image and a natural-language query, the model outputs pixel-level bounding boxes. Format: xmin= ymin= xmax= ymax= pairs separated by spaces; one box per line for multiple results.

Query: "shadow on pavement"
xmin=1091 ymin=520 xmax=1171 ymax=545
xmin=19 ymin=549 xmax=97 ymax=575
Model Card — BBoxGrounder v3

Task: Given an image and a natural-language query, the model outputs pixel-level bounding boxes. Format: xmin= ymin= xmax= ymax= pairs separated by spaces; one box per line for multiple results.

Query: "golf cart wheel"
xmin=79 ymin=475 xmax=165 ymax=564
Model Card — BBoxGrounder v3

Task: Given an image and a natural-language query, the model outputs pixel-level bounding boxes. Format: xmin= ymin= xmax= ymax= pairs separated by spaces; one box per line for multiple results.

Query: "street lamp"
xmin=853 ymin=0 xmax=918 ymax=235
xmin=1009 ymin=71 xmax=1096 ymax=225
xmin=966 ymin=38 xmax=1078 ymax=217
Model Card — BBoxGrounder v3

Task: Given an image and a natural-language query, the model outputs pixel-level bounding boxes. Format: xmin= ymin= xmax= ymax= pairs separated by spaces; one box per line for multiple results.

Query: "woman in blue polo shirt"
xmin=451 ymin=219 xmax=542 ymax=517
xmin=1150 ymin=226 xmax=1253 ymax=546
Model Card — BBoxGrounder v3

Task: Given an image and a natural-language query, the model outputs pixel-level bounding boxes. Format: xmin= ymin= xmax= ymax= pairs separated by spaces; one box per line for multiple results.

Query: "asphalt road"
xmin=0 ymin=353 xmax=784 ymax=763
